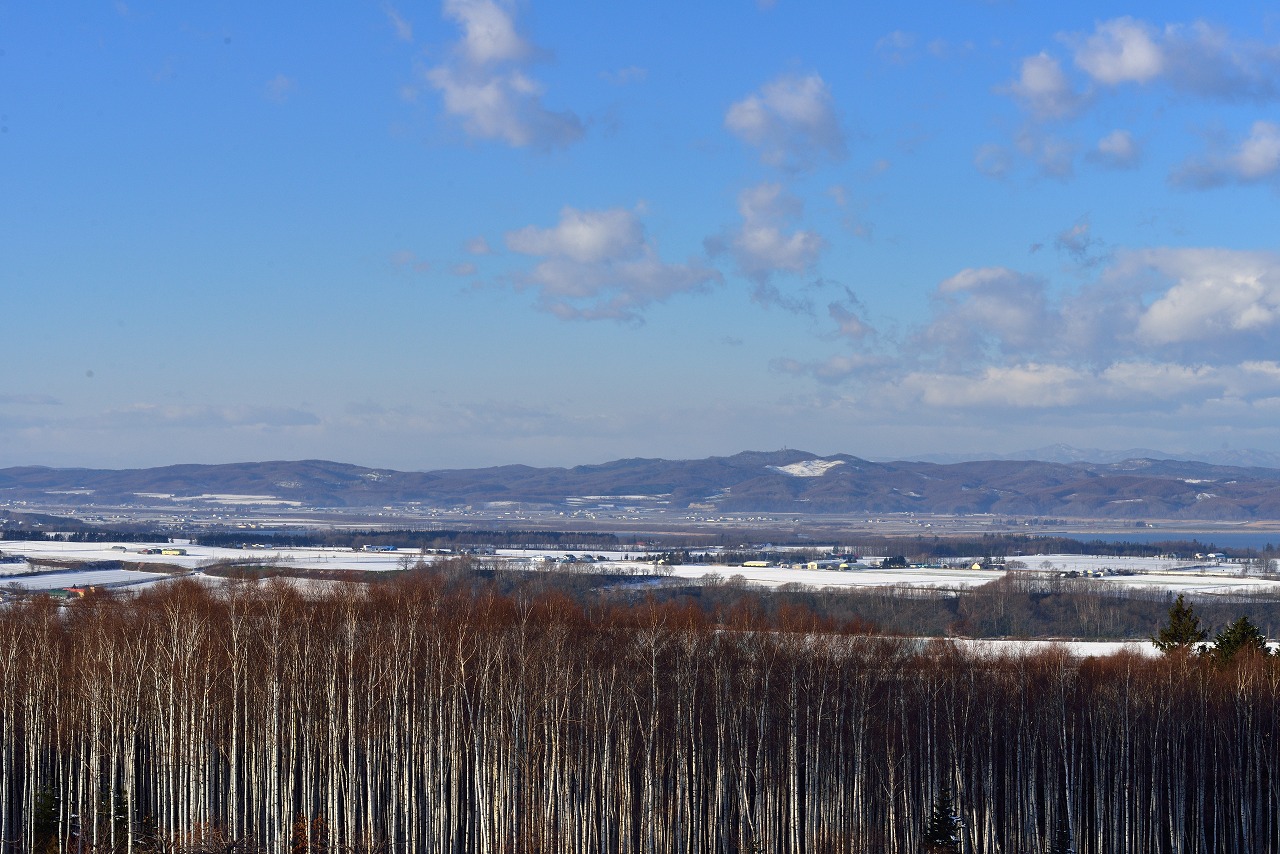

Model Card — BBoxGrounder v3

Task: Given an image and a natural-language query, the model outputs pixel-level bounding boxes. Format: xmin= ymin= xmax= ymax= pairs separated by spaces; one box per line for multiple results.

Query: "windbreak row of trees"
xmin=655 ymin=572 xmax=1280 ymax=642
xmin=191 ymin=530 xmax=624 ymax=552
xmin=4 ymin=572 xmax=1279 ymax=854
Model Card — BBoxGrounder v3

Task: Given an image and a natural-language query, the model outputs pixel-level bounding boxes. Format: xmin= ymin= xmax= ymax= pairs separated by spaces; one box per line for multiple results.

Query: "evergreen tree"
xmin=1211 ymin=615 xmax=1270 ymax=664
xmin=1047 ymin=818 xmax=1074 ymax=854
xmin=1153 ymin=593 xmax=1207 ymax=652
xmin=921 ymin=786 xmax=962 ymax=853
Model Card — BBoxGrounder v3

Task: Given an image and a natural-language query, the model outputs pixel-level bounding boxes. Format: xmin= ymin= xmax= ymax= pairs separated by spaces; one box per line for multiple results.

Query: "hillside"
xmin=5 ymin=450 xmax=1280 ymax=521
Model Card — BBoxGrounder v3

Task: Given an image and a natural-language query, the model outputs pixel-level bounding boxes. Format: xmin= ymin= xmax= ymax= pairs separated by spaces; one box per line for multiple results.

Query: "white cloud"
xmin=1172 ymin=121 xmax=1280 ymax=188
xmin=1235 ymin=122 xmax=1280 ymax=178
xmin=444 ymin=0 xmax=530 ymax=65
xmin=897 ymin=358 xmax=1280 ymax=412
xmin=1067 ymin=17 xmax=1280 ymax=101
xmin=779 ymin=352 xmax=890 ymax=384
xmin=1088 ymin=129 xmax=1141 ymax=169
xmin=1131 ymin=248 xmax=1280 ymax=345
xmin=505 ymin=206 xmax=720 ymax=321
xmin=725 ymin=73 xmax=845 ymax=171
xmin=1005 ymin=53 xmax=1086 ymax=119
xmin=926 ymin=267 xmax=1052 ymax=358
xmin=907 ymin=249 xmax=1280 ymax=366
xmin=707 ymin=183 xmax=826 ymax=307
xmin=427 ymin=0 xmax=583 ymax=149
xmin=774 ymin=245 xmax=1280 ymax=440
xmin=1099 ymin=361 xmax=1218 ymax=399
xmin=507 ymin=207 xmax=642 ymax=263
xmin=828 ymin=290 xmax=873 ymax=340
xmin=1053 ymin=218 xmax=1107 ymax=266
xmin=1071 ymin=17 xmax=1164 ymax=85
xmin=904 ymin=364 xmax=1087 ymax=409
xmin=1161 ymin=21 xmax=1280 ymax=102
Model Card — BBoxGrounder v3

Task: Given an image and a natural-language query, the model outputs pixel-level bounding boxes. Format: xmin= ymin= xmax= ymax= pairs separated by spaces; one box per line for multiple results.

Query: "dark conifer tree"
xmin=1153 ymin=594 xmax=1207 ymax=652
xmin=1210 ymin=615 xmax=1269 ymax=663
xmin=921 ymin=786 xmax=961 ymax=853
xmin=1047 ymin=818 xmax=1074 ymax=854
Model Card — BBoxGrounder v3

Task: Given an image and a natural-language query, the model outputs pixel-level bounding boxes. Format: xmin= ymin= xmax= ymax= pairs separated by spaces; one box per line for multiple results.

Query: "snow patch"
xmin=170 ymin=494 xmax=303 ymax=506
xmin=769 ymin=459 xmax=845 ymax=477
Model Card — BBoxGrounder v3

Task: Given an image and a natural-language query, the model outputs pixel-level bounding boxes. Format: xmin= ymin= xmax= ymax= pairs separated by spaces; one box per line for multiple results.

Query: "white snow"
xmin=0 ymin=542 xmax=1276 ymax=599
xmin=2 ymin=569 xmax=172 ymax=590
xmin=170 ymin=494 xmax=304 ymax=506
xmin=0 ymin=541 xmax=428 ymax=572
xmin=944 ymin=639 xmax=1161 ymax=658
xmin=768 ymin=459 xmax=845 ymax=477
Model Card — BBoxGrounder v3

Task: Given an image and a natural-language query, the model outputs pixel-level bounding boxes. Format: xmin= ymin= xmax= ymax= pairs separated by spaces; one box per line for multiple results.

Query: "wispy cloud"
xmin=1053 ymin=217 xmax=1109 ymax=267
xmin=1070 ymin=17 xmax=1165 ymax=85
xmin=1069 ymin=18 xmax=1280 ymax=102
xmin=1003 ymin=53 xmax=1088 ymax=119
xmin=464 ymin=235 xmax=493 ymax=255
xmin=99 ymin=404 xmax=321 ymax=430
xmin=1128 ymin=248 xmax=1280 ymax=346
xmin=390 ymin=250 xmax=430 ymax=272
xmin=505 ymin=206 xmax=720 ymax=321
xmin=706 ymin=183 xmax=826 ymax=309
xmin=0 ymin=394 xmax=61 ymax=406
xmin=382 ymin=2 xmax=413 ymax=43
xmin=875 ymin=31 xmax=918 ymax=66
xmin=263 ymin=74 xmax=296 ymax=103
xmin=1003 ymin=17 xmax=1280 ymax=132
xmin=725 ymin=73 xmax=845 ymax=171
xmin=1171 ymin=121 xmax=1280 ymax=188
xmin=600 ymin=65 xmax=647 ymax=85
xmin=427 ymin=0 xmax=583 ymax=149
xmin=1088 ymin=129 xmax=1141 ymax=169
xmin=788 ymin=247 xmax=1280 ymax=422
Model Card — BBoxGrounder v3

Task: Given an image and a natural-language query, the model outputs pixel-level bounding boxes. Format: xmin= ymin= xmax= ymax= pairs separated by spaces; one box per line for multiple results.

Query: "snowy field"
xmin=948 ymin=639 xmax=1161 ymax=658
xmin=944 ymin=638 xmax=1280 ymax=657
xmin=663 ymin=564 xmax=1007 ymax=589
xmin=1 ymin=569 xmax=174 ymax=591
xmin=0 ymin=540 xmax=427 ymax=572
xmin=4 ymin=541 xmax=1278 ymax=657
xmin=0 ymin=542 xmax=1277 ymax=597
xmin=1015 ymin=554 xmax=1280 ymax=595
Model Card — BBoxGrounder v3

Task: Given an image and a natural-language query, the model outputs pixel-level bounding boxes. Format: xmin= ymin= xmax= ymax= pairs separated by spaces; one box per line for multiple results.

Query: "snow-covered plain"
xmin=0 ymin=542 xmax=1277 ymax=597
xmin=4 ymin=541 xmax=1278 ymax=658
xmin=664 ymin=564 xmax=1006 ymax=589
xmin=0 ymin=540 xmax=425 ymax=572
xmin=1 ymin=569 xmax=172 ymax=591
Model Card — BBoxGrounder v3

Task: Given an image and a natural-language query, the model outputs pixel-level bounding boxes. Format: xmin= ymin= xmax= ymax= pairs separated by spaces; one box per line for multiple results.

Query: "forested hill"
xmin=4 ymin=450 xmax=1280 ymax=520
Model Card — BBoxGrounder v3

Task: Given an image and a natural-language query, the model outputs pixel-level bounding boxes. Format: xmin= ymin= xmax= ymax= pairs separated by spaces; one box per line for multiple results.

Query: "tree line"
xmin=4 ymin=569 xmax=1279 ymax=853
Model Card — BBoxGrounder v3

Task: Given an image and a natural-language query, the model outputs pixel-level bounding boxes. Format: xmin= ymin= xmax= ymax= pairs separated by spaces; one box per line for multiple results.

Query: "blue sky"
xmin=3 ymin=1 xmax=1280 ymax=470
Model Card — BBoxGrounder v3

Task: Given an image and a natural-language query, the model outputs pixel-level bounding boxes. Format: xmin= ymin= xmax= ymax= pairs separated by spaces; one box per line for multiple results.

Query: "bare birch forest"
xmin=5 ymin=572 xmax=1278 ymax=853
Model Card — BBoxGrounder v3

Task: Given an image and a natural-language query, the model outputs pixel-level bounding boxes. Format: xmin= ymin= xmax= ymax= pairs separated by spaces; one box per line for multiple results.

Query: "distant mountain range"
xmin=897 ymin=443 xmax=1280 ymax=469
xmin=5 ymin=449 xmax=1280 ymax=521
